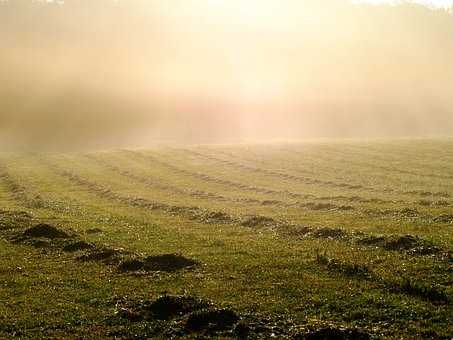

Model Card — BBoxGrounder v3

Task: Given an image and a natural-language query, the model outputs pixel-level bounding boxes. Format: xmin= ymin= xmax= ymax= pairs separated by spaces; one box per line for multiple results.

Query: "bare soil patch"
xmin=23 ymin=224 xmax=70 ymax=239
xmin=143 ymin=254 xmax=198 ymax=272
xmin=359 ymin=234 xmax=441 ymax=255
xmin=63 ymin=241 xmax=94 ymax=252
xmin=185 ymin=308 xmax=240 ymax=332
xmin=241 ymin=215 xmax=277 ymax=228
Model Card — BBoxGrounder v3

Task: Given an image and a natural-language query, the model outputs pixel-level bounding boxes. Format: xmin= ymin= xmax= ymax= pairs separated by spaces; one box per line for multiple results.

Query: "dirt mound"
xmin=359 ymin=234 xmax=440 ymax=255
xmin=241 ymin=215 xmax=276 ymax=228
xmin=284 ymin=226 xmax=348 ymax=240
xmin=433 ymin=214 xmax=453 ymax=223
xmin=115 ymin=295 xmax=373 ymax=338
xmin=63 ymin=241 xmax=94 ymax=252
xmin=384 ymin=235 xmax=419 ymax=250
xmin=29 ymin=239 xmax=52 ymax=248
xmin=145 ymin=295 xmax=209 ymax=320
xmin=118 ymin=259 xmax=145 ymax=272
xmin=301 ymin=327 xmax=371 ymax=340
xmin=185 ymin=308 xmax=240 ymax=332
xmin=286 ymin=226 xmax=313 ymax=238
xmin=86 ymin=228 xmax=103 ymax=234
xmin=23 ymin=224 xmax=70 ymax=239
xmin=143 ymin=254 xmax=198 ymax=272
xmin=199 ymin=211 xmax=233 ymax=223
xmin=311 ymin=227 xmax=347 ymax=239
xmin=303 ymin=202 xmax=338 ymax=211
xmin=397 ymin=279 xmax=449 ymax=304
xmin=316 ymin=253 xmax=370 ymax=279
xmin=117 ymin=295 xmax=210 ymax=322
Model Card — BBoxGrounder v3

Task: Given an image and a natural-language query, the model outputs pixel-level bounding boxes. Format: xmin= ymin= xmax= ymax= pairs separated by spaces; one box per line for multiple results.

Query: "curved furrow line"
xmin=44 ymin=160 xmax=244 ymax=226
xmin=83 ymin=154 xmax=280 ymax=207
xmin=0 ymin=163 xmax=51 ymax=209
xmin=181 ymin=148 xmax=452 ymax=199
xmin=44 ymin=161 xmax=453 ymax=258
xmin=12 ymin=158 xmax=453 ymax=262
xmin=122 ymin=150 xmax=414 ymax=206
xmin=85 ymin=155 xmax=400 ymax=215
xmin=43 ymin=159 xmax=368 ymax=228
xmin=0 ymin=162 xmax=94 ymax=219
xmin=285 ymin=147 xmax=453 ymax=182
xmin=120 ymin=151 xmax=453 ymax=217
xmin=180 ymin=148 xmax=371 ymax=190
xmin=337 ymin=143 xmax=453 ymax=168
xmin=43 ymin=156 xmax=453 ymax=227
xmin=119 ymin=150 xmax=317 ymax=200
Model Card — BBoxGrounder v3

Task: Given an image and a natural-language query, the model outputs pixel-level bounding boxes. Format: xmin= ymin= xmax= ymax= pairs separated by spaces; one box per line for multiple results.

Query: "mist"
xmin=1 ymin=0 xmax=453 ymax=150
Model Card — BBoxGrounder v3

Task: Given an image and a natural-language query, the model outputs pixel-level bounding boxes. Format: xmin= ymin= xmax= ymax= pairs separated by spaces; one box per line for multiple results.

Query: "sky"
xmin=357 ymin=0 xmax=453 ymax=7
xmin=1 ymin=0 xmax=453 ymax=149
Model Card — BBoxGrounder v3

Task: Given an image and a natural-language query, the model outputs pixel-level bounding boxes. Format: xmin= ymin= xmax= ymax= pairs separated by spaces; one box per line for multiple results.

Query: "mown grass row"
xmin=88 ymin=152 xmax=453 ymax=229
xmin=180 ymin=147 xmax=453 ymax=199
xmin=39 ymin=157 xmax=453 ymax=264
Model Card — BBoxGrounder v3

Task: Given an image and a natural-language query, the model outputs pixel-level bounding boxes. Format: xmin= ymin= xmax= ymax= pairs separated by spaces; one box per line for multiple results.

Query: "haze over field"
xmin=1 ymin=0 xmax=453 ymax=149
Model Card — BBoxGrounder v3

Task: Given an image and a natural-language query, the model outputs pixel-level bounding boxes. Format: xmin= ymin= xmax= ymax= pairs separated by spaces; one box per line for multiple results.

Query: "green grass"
xmin=0 ymin=138 xmax=452 ymax=338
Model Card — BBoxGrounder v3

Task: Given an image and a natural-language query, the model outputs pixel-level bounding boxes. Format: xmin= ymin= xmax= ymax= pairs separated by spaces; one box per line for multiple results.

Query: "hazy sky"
xmin=358 ymin=0 xmax=453 ymax=7
xmin=1 ymin=0 xmax=453 ymax=149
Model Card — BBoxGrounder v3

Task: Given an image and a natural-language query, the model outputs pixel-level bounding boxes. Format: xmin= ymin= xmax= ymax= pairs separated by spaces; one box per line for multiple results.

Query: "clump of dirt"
xmin=143 ymin=254 xmax=198 ymax=272
xmin=116 ymin=295 xmax=210 ymax=322
xmin=284 ymin=226 xmax=349 ymax=240
xmin=316 ymin=253 xmax=370 ymax=279
xmin=241 ymin=215 xmax=276 ymax=228
xmin=418 ymin=200 xmax=432 ymax=206
xmin=302 ymin=202 xmax=338 ymax=211
xmin=311 ymin=227 xmax=348 ymax=239
xmin=23 ymin=224 xmax=70 ymax=239
xmin=185 ymin=308 xmax=240 ymax=332
xmin=115 ymin=295 xmax=375 ymax=339
xmin=433 ymin=214 xmax=453 ymax=223
xmin=199 ymin=211 xmax=233 ymax=224
xmin=300 ymin=327 xmax=371 ymax=340
xmin=86 ymin=228 xmax=103 ymax=234
xmin=233 ymin=321 xmax=252 ymax=338
xmin=397 ymin=279 xmax=449 ymax=304
xmin=118 ymin=259 xmax=145 ymax=272
xmin=359 ymin=235 xmax=386 ymax=247
xmin=145 ymin=295 xmax=210 ymax=320
xmin=384 ymin=235 xmax=420 ymax=250
xmin=359 ymin=234 xmax=440 ymax=255
xmin=29 ymin=239 xmax=52 ymax=248
xmin=285 ymin=226 xmax=313 ymax=238
xmin=63 ymin=241 xmax=94 ymax=252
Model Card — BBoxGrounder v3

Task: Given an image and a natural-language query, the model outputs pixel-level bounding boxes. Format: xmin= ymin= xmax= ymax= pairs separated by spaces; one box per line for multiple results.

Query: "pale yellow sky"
xmin=1 ymin=1 xmax=453 ymax=148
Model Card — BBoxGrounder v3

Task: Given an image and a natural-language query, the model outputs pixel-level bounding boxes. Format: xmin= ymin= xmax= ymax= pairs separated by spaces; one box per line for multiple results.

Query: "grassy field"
xmin=0 ymin=139 xmax=452 ymax=339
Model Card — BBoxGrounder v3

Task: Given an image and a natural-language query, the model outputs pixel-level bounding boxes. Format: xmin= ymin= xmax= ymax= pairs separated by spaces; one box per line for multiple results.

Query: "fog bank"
xmin=1 ymin=0 xmax=452 ymax=150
